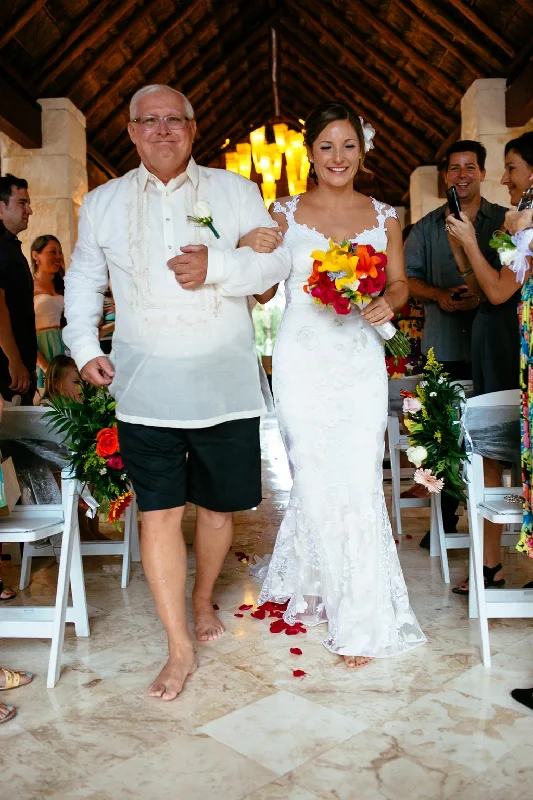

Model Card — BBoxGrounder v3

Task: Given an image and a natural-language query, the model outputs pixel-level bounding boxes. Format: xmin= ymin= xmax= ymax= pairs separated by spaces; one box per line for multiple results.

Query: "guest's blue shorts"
xmin=117 ymin=417 xmax=262 ymax=513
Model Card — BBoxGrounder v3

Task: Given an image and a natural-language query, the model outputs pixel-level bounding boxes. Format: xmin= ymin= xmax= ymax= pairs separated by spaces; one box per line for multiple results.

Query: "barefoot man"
xmin=64 ymin=85 xmax=289 ymax=700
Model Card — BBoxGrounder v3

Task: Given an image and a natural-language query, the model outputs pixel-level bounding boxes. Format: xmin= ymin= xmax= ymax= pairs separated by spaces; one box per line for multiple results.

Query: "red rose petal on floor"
xmin=212 ymin=604 xmax=220 ymax=610
xmin=285 ymin=627 xmax=300 ymax=635
xmin=269 ymin=610 xmax=283 ymax=618
xmin=290 ymin=647 xmax=302 ymax=655
xmin=406 ymin=535 xmax=413 ymax=540
xmin=293 ymin=670 xmax=306 ymax=678
xmin=299 ymin=628 xmax=307 ymax=633
xmin=234 ymin=613 xmax=244 ymax=618
xmin=239 ymin=604 xmax=253 ymax=611
xmin=270 ymin=619 xmax=287 ymax=633
xmin=395 ymin=539 xmax=399 ymax=545
xmin=251 ymin=609 xmax=266 ymax=620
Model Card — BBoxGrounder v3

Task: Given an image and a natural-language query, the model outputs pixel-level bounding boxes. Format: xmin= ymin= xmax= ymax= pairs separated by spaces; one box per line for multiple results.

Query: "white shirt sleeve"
xmin=205 ymin=179 xmax=291 ymax=297
xmin=63 ymin=194 xmax=109 ymax=370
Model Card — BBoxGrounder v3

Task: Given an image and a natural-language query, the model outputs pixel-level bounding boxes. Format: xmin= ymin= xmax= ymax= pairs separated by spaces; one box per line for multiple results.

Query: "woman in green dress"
xmin=31 ymin=235 xmax=66 ymax=389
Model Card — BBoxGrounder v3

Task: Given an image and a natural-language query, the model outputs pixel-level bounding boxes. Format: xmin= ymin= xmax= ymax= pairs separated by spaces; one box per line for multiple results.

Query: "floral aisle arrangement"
xmin=45 ymin=383 xmax=132 ymax=524
xmin=402 ymin=348 xmax=466 ymax=500
xmin=303 ymin=240 xmax=410 ymax=358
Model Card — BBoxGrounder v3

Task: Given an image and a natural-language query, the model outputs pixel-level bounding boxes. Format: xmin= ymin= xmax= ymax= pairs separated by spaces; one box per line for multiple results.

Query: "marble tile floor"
xmin=1 ymin=418 xmax=533 ymax=799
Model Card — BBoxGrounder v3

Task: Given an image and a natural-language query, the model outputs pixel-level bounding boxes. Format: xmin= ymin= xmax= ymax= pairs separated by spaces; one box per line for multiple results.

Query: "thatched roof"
xmin=1 ymin=0 xmax=532 ymax=203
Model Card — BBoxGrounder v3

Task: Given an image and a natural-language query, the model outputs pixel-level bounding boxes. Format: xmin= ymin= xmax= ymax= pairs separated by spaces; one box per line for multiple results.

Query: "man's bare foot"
xmin=147 ymin=648 xmax=197 ymax=701
xmin=193 ymin=599 xmax=225 ymax=641
xmin=343 ymin=655 xmax=373 ymax=668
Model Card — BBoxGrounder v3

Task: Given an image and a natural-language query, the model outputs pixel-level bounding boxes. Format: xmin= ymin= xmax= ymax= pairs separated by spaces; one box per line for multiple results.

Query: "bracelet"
xmin=458 ymin=267 xmax=474 ymax=277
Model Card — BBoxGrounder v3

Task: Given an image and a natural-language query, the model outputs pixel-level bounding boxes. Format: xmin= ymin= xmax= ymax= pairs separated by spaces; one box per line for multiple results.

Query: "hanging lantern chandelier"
xmin=225 ymin=122 xmax=310 ymax=207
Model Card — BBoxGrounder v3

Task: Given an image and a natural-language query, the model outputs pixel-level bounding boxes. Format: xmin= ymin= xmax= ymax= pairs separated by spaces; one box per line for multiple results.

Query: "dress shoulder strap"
xmin=371 ymin=197 xmax=398 ymax=228
xmin=272 ymin=194 xmax=300 ymax=225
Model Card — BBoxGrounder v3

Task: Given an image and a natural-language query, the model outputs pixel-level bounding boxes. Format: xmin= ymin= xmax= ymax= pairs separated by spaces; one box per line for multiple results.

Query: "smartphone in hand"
xmin=446 ymin=187 xmax=462 ymax=220
xmin=517 ymin=187 xmax=533 ymax=211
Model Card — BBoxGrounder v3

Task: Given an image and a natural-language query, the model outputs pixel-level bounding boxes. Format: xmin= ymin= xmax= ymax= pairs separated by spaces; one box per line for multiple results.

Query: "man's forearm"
xmin=0 ymin=304 xmax=23 ymax=364
xmin=408 ymin=278 xmax=438 ymax=302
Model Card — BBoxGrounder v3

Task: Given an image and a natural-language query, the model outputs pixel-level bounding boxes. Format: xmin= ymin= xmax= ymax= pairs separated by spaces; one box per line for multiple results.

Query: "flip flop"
xmin=0 ymin=580 xmax=16 ymax=602
xmin=0 ymin=668 xmax=34 ymax=691
xmin=0 ymin=703 xmax=16 ymax=724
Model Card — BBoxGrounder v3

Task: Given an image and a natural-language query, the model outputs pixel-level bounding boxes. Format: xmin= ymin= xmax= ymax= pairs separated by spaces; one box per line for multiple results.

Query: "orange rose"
xmin=95 ymin=426 xmax=119 ymax=458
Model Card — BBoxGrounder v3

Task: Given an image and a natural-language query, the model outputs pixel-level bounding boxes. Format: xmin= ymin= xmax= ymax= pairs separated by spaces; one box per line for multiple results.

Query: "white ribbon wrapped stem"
xmin=509 ymin=229 xmax=533 ymax=284
xmin=80 ymin=485 xmax=100 ymax=519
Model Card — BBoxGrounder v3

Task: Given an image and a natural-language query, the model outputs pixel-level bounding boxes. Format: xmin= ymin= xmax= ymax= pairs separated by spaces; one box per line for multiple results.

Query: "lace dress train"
xmin=258 ymin=196 xmax=426 ymax=658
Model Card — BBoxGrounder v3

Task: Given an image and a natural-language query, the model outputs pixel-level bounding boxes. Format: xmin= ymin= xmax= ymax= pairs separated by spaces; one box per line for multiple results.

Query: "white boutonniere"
xmin=187 ymin=200 xmax=220 ymax=239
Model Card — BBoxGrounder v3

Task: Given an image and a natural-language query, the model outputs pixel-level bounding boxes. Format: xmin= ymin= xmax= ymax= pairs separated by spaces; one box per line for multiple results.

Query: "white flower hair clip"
xmin=359 ymin=116 xmax=376 ymax=153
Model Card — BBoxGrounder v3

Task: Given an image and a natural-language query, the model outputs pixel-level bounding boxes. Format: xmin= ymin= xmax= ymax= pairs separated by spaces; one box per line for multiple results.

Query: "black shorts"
xmin=117 ymin=417 xmax=262 ymax=513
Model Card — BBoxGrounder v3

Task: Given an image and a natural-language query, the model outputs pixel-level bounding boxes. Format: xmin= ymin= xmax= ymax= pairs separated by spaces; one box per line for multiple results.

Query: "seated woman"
xmin=447 ymin=131 xmax=533 ymax=594
xmin=31 ymin=235 xmax=66 ymax=390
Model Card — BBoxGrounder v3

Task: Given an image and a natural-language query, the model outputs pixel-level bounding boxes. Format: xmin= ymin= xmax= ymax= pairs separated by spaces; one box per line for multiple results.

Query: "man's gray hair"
xmin=129 ymin=85 xmax=195 ymax=120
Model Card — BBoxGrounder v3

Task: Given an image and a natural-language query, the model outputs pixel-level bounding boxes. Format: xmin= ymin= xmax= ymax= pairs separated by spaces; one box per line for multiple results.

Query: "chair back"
xmin=462 ymin=390 xmax=521 ymax=465
xmin=0 ymin=407 xmax=65 ymax=444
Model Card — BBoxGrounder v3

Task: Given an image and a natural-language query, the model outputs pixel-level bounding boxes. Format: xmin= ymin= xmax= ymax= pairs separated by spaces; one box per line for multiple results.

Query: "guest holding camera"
xmin=405 ymin=141 xmax=507 ymax=545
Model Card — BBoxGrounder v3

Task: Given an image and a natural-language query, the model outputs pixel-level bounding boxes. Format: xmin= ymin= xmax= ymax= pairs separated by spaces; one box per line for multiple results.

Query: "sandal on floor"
xmin=452 ymin=563 xmax=505 ymax=595
xmin=0 ymin=668 xmax=34 ymax=691
xmin=0 ymin=703 xmax=16 ymax=724
xmin=0 ymin=580 xmax=16 ymax=602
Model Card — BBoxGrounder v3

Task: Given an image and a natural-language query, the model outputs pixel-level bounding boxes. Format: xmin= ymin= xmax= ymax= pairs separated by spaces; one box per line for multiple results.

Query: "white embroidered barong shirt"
xmin=64 ymin=158 xmax=290 ymax=428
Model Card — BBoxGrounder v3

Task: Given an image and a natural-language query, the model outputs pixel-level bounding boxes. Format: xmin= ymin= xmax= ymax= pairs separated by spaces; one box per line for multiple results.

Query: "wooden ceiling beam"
xmin=393 ymin=0 xmax=485 ymax=76
xmin=38 ymin=0 xmax=139 ymax=88
xmin=281 ymin=14 xmax=444 ymax=142
xmin=196 ymin=97 xmax=272 ymax=165
xmin=445 ymin=0 xmax=514 ymax=57
xmin=0 ymin=73 xmax=41 ymax=148
xmin=87 ymin=144 xmax=119 ymax=179
xmin=336 ymin=0 xmax=462 ymax=98
xmin=62 ymin=0 xmax=163 ymax=95
xmin=506 ymin=58 xmax=533 ymax=128
xmin=294 ymin=5 xmax=453 ymax=129
xmin=35 ymin=0 xmax=115 ymax=79
xmin=94 ymin=5 xmax=277 ymax=157
xmin=0 ymin=0 xmax=48 ymax=50
xmin=515 ymin=0 xmax=533 ymax=13
xmin=406 ymin=0 xmax=504 ymax=72
xmin=83 ymin=0 xmax=204 ymax=119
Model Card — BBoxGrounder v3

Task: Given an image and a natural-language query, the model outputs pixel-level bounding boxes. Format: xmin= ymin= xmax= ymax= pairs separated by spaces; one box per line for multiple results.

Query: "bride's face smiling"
xmin=310 ymin=120 xmax=361 ymax=187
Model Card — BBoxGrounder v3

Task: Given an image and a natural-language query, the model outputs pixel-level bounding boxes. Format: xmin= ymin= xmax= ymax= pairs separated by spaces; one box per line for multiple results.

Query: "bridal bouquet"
xmin=303 ymin=240 xmax=410 ymax=357
xmin=44 ymin=383 xmax=133 ymax=525
xmin=402 ymin=348 xmax=466 ymax=500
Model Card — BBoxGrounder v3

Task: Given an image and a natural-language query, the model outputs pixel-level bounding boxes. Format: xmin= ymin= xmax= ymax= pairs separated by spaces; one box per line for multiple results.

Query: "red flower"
xmin=358 ymin=270 xmax=386 ymax=296
xmin=333 ymin=294 xmax=351 ymax=315
xmin=311 ymin=272 xmax=337 ymax=305
xmin=96 ymin=426 xmax=119 ymax=458
xmin=290 ymin=647 xmax=303 ymax=655
xmin=304 ymin=259 xmax=322 ymax=293
xmin=107 ymin=491 xmax=133 ymax=523
xmin=251 ymin=608 xmax=266 ymax=619
xmin=106 ymin=455 xmax=124 ymax=470
xmin=270 ymin=619 xmax=286 ymax=633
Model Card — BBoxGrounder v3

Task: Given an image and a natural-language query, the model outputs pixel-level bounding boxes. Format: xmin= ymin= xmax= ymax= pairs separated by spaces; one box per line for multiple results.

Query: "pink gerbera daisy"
xmin=413 ymin=468 xmax=444 ymax=493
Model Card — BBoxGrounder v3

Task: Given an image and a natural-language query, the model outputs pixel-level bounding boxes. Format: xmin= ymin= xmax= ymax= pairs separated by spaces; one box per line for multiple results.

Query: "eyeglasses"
xmin=131 ymin=115 xmax=193 ymax=131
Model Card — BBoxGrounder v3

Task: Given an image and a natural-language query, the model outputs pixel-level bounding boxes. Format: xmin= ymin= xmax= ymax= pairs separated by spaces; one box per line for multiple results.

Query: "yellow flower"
xmin=404 ymin=418 xmax=423 ymax=434
xmin=426 ymin=347 xmax=437 ymax=369
xmin=422 ymin=406 xmax=429 ymax=419
xmin=434 ymin=430 xmax=442 ymax=442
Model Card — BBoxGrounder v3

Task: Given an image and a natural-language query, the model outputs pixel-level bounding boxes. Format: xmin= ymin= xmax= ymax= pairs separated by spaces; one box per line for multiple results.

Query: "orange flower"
xmin=303 ymin=259 xmax=321 ymax=293
xmin=95 ymin=426 xmax=119 ymax=458
xmin=354 ymin=245 xmax=383 ymax=279
xmin=108 ymin=491 xmax=133 ymax=523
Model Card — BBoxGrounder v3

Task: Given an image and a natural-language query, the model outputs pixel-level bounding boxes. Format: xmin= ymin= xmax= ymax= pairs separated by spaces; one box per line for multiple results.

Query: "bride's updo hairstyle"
xmin=303 ymin=101 xmax=371 ymax=184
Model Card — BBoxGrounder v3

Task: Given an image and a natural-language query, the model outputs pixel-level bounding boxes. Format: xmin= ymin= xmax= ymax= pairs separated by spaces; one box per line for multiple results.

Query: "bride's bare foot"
xmin=193 ymin=598 xmax=225 ymax=641
xmin=343 ymin=655 xmax=373 ymax=669
xmin=147 ymin=647 xmax=197 ymax=701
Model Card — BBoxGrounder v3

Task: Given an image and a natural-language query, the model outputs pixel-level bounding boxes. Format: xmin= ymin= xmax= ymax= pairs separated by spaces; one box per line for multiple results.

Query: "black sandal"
xmin=452 ymin=563 xmax=505 ymax=595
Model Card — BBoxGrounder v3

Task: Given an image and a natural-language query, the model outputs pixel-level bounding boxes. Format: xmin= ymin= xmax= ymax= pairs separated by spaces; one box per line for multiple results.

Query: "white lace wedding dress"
xmin=257 ymin=195 xmax=426 ymax=658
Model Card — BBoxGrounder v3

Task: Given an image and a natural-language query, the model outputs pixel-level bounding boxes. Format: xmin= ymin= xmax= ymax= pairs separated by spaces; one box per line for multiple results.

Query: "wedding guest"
xmin=31 ymin=235 xmax=66 ymax=389
xmin=63 ymin=84 xmax=291 ymax=700
xmin=447 ymin=131 xmax=533 ymax=595
xmin=0 ymin=174 xmax=36 ymax=405
xmin=406 ymin=140 xmax=507 ymax=544
xmin=42 ymin=354 xmax=81 ymax=402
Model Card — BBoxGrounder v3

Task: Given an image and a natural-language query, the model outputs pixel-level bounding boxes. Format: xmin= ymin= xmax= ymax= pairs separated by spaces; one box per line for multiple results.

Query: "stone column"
xmin=409 ymin=165 xmax=441 ymax=224
xmin=0 ymin=97 xmax=87 ymax=265
xmin=461 ymin=78 xmax=514 ymax=207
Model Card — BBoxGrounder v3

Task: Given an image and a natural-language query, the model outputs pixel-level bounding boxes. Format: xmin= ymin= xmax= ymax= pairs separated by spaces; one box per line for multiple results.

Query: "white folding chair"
xmin=0 ymin=406 xmax=140 ymax=589
xmin=462 ymin=389 xmax=531 ymax=667
xmin=0 ymin=469 xmax=89 ymax=687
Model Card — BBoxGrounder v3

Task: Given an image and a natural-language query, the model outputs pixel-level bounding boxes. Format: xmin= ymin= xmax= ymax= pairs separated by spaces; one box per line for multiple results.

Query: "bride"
xmin=242 ymin=102 xmax=426 ymax=667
